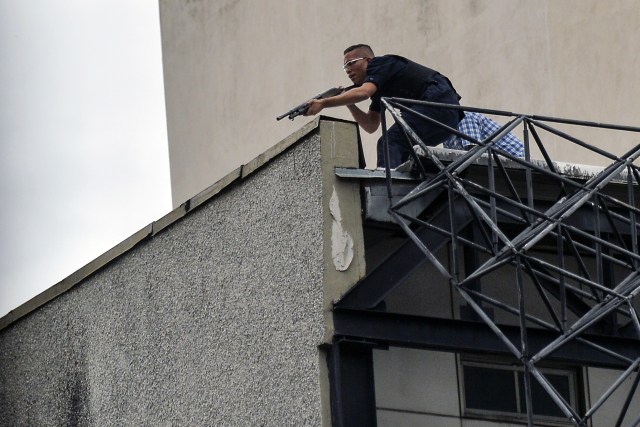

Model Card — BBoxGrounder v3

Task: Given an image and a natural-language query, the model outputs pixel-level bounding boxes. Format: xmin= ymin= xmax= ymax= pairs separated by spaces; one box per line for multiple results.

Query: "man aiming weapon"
xmin=301 ymin=44 xmax=463 ymax=168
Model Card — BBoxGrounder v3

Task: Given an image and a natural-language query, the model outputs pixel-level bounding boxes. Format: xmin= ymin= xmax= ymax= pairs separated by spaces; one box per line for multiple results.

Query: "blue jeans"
xmin=376 ymin=75 xmax=461 ymax=168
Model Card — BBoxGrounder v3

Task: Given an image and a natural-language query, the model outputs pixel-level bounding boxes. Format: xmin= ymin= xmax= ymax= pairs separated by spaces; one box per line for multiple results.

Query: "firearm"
xmin=276 ymin=84 xmax=359 ymax=121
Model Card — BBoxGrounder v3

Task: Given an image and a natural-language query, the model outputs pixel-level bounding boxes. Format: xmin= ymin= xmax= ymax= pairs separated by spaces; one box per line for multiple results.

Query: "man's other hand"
xmin=304 ymin=99 xmax=324 ymax=116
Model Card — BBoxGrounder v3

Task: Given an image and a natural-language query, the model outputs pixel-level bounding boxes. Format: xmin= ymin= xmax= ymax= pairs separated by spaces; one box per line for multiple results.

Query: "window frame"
xmin=459 ymin=355 xmax=581 ymax=426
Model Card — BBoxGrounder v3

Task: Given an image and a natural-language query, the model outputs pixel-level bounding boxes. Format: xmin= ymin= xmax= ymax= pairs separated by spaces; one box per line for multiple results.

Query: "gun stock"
xmin=276 ymin=85 xmax=358 ymax=121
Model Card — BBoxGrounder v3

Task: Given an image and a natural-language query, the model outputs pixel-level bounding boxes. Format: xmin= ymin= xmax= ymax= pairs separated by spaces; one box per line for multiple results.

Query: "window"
xmin=461 ymin=358 xmax=579 ymax=425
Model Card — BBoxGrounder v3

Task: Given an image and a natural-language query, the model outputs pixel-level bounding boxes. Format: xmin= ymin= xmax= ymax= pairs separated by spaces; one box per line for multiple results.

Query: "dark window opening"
xmin=464 ymin=366 xmax=518 ymax=412
xmin=462 ymin=360 xmax=578 ymax=424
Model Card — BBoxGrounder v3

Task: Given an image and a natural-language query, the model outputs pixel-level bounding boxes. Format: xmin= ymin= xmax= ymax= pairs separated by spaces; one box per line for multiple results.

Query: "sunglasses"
xmin=343 ymin=57 xmax=366 ymax=71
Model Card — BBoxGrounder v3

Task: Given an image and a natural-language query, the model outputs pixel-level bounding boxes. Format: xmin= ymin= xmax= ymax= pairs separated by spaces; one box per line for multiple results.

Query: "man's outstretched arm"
xmin=304 ymin=83 xmax=380 ymax=132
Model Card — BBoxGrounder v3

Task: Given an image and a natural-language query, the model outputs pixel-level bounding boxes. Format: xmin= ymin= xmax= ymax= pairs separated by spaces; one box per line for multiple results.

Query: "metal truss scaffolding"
xmin=340 ymin=98 xmax=640 ymax=427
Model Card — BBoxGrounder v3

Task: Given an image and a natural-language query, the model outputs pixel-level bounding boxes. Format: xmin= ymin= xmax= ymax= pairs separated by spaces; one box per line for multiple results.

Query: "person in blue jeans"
xmin=304 ymin=44 xmax=463 ymax=168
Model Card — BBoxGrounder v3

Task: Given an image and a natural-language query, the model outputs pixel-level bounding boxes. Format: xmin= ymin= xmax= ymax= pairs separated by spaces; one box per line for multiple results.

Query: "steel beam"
xmin=333 ymin=308 xmax=640 ymax=369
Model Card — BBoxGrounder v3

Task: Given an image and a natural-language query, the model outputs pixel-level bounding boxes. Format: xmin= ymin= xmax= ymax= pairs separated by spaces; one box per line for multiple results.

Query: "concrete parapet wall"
xmin=0 ymin=119 xmax=364 ymax=426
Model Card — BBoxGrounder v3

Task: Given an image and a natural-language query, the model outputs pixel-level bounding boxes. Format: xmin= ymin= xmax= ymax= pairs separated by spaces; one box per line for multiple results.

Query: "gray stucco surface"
xmin=0 ymin=135 xmax=325 ymax=426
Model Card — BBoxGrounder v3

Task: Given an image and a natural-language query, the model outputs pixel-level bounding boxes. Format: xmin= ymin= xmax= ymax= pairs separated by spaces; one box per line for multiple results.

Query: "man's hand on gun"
xmin=303 ymin=98 xmax=325 ymax=116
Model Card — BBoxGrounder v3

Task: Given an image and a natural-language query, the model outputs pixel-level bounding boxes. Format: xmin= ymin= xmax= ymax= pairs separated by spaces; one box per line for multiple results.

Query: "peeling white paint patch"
xmin=330 ymin=186 xmax=354 ymax=271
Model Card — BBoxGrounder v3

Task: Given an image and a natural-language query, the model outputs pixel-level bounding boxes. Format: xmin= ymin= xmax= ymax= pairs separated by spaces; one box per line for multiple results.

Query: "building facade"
xmin=3 ymin=1 xmax=640 ymax=424
xmin=1 ymin=117 xmax=639 ymax=426
xmin=158 ymin=0 xmax=640 ymax=206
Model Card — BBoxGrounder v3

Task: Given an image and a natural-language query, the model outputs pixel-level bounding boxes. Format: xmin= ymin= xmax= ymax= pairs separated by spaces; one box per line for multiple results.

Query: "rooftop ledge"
xmin=1 ymin=117 xmax=634 ymax=330
xmin=337 ymin=146 xmax=634 ymax=184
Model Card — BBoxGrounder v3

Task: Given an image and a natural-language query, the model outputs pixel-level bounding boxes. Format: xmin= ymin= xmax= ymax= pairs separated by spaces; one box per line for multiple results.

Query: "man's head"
xmin=343 ymin=44 xmax=374 ymax=85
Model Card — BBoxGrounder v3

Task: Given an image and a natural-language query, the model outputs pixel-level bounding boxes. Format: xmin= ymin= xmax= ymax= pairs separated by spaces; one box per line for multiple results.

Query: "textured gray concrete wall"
xmin=0 ymin=133 xmax=326 ymax=426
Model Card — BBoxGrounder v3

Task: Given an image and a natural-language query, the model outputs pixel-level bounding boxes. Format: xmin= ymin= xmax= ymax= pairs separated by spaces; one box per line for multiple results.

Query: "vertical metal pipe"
xmin=516 ymin=254 xmax=529 ymax=355
xmin=516 ymin=255 xmax=534 ymax=426
xmin=594 ymin=200 xmax=604 ymax=300
xmin=557 ymin=223 xmax=567 ymax=330
xmin=522 ymin=364 xmax=534 ymax=427
xmin=380 ymin=103 xmax=394 ymax=204
xmin=487 ymin=148 xmax=498 ymax=252
xmin=628 ymin=166 xmax=638 ymax=271
xmin=448 ymin=183 xmax=460 ymax=283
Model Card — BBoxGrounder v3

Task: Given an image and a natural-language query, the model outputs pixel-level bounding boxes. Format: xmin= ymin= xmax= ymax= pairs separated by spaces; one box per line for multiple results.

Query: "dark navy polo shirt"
xmin=364 ymin=55 xmax=456 ymax=113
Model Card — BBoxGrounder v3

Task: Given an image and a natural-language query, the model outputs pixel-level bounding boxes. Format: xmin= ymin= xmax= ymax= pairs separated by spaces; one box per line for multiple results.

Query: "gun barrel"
xmin=276 ymin=103 xmax=307 ymax=121
xmin=276 ymin=84 xmax=359 ymax=121
xmin=276 ymin=110 xmax=293 ymax=121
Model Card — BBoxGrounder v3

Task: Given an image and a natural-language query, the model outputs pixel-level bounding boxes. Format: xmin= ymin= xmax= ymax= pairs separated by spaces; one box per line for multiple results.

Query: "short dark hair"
xmin=344 ymin=44 xmax=375 ymax=57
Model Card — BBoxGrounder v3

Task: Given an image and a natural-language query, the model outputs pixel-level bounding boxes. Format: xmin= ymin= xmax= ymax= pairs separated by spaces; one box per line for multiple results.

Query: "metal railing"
xmin=379 ymin=97 xmax=640 ymax=427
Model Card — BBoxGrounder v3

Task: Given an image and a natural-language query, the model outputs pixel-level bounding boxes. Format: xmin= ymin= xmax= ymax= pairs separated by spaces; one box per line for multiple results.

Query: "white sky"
xmin=0 ymin=1 xmax=171 ymax=317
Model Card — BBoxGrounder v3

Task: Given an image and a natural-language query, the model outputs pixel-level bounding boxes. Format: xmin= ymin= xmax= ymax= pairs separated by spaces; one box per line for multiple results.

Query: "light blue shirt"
xmin=444 ymin=112 xmax=525 ymax=158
